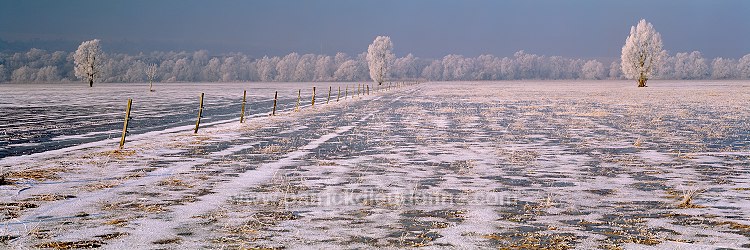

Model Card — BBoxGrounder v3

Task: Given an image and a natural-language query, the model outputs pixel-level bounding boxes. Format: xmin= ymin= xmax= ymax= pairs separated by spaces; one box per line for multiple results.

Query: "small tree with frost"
xmin=146 ymin=63 xmax=158 ymax=92
xmin=621 ymin=19 xmax=664 ymax=87
xmin=366 ymin=36 xmax=395 ymax=85
xmin=74 ymin=39 xmax=103 ymax=87
xmin=582 ymin=60 xmax=605 ymax=80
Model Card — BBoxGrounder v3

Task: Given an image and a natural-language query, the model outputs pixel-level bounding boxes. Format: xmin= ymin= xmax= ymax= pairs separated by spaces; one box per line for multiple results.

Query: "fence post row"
xmin=194 ymin=93 xmax=204 ymax=133
xmin=117 ymin=80 xmax=426 ymax=146
xmin=240 ymin=90 xmax=247 ymax=123
xmin=119 ymin=98 xmax=132 ymax=149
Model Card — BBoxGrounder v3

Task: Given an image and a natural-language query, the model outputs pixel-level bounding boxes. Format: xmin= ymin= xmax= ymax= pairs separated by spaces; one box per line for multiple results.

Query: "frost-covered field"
xmin=1 ymin=81 xmax=750 ymax=249
xmin=0 ymin=82 xmax=356 ymax=158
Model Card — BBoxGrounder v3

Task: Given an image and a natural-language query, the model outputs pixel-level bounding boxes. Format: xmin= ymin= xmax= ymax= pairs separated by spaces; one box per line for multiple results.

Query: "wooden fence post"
xmin=194 ymin=93 xmax=204 ymax=133
xmin=327 ymin=86 xmax=331 ymax=104
xmin=345 ymin=85 xmax=348 ymax=99
xmin=312 ymin=87 xmax=316 ymax=107
xmin=337 ymin=86 xmax=341 ymax=102
xmin=119 ymin=98 xmax=132 ymax=149
xmin=240 ymin=90 xmax=247 ymax=123
xmin=367 ymin=84 xmax=369 ymax=95
xmin=295 ymin=89 xmax=301 ymax=112
xmin=272 ymin=91 xmax=278 ymax=116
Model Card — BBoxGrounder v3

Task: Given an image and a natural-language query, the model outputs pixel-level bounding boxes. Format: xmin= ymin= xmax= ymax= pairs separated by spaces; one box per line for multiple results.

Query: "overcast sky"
xmin=1 ymin=0 xmax=748 ymax=60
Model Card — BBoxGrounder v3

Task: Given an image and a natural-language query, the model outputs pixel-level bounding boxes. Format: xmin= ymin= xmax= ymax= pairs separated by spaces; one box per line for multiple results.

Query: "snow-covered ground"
xmin=1 ymin=80 xmax=749 ymax=249
xmin=0 ymin=82 xmax=359 ymax=158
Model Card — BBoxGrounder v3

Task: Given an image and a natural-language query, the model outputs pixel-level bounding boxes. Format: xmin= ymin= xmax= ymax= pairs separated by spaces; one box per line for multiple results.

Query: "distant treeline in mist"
xmin=1 ymin=48 xmax=749 ymax=83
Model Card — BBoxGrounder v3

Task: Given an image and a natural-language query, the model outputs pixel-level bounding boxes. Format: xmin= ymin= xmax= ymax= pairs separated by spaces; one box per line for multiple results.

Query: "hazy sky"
xmin=1 ymin=0 xmax=748 ymax=60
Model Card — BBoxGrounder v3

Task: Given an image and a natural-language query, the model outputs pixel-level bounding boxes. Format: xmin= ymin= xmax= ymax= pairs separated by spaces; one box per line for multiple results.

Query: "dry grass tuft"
xmin=158 ymin=177 xmax=194 ymax=188
xmin=134 ymin=203 xmax=167 ymax=213
xmin=259 ymin=145 xmax=283 ymax=154
xmin=88 ymin=149 xmax=137 ymax=160
xmin=35 ymin=240 xmax=103 ymax=249
xmin=95 ymin=232 xmax=129 ymax=240
xmin=6 ymin=167 xmax=66 ymax=181
xmin=1 ymin=202 xmax=39 ymax=219
xmin=152 ymin=237 xmax=182 ymax=245
xmin=82 ymin=180 xmax=121 ymax=192
xmin=103 ymin=218 xmax=129 ymax=226
xmin=317 ymin=161 xmax=338 ymax=166
xmin=633 ymin=138 xmax=643 ymax=147
xmin=23 ymin=194 xmax=76 ymax=202
xmin=677 ymin=188 xmax=704 ymax=209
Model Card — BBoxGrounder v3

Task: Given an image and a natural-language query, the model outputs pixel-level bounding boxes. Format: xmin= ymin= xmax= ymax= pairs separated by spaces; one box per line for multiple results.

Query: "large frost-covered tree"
xmin=73 ymin=39 xmax=103 ymax=87
xmin=366 ymin=36 xmax=395 ymax=85
xmin=621 ymin=19 xmax=664 ymax=87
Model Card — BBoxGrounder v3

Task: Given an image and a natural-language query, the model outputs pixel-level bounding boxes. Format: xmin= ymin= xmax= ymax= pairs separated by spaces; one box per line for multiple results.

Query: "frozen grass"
xmin=1 ymin=80 xmax=750 ymax=249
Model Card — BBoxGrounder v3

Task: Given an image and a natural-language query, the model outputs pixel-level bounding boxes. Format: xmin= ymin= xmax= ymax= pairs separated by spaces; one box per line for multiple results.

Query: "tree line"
xmin=1 ymin=36 xmax=749 ymax=84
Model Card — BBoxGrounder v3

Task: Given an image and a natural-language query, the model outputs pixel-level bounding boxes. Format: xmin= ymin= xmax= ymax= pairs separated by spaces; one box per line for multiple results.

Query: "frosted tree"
xmin=74 ymin=39 xmax=104 ymax=87
xmin=475 ymin=54 xmax=502 ymax=80
xmin=256 ymin=56 xmax=278 ymax=82
xmin=738 ymin=54 xmax=750 ymax=79
xmin=366 ymin=36 xmax=395 ymax=85
xmin=711 ymin=58 xmax=737 ymax=79
xmin=294 ymin=54 xmax=315 ymax=81
xmin=35 ymin=66 xmax=60 ymax=82
xmin=146 ymin=63 xmax=158 ymax=91
xmin=621 ymin=19 xmax=664 ymax=87
xmin=0 ymin=64 xmax=6 ymax=82
xmin=314 ymin=55 xmax=334 ymax=81
xmin=393 ymin=53 xmax=421 ymax=80
xmin=500 ymin=57 xmax=516 ymax=80
xmin=673 ymin=51 xmax=708 ymax=79
xmin=442 ymin=54 xmax=474 ymax=80
xmin=276 ymin=53 xmax=299 ymax=82
xmin=421 ymin=60 xmax=443 ymax=81
xmin=11 ymin=66 xmax=37 ymax=83
xmin=202 ymin=58 xmax=221 ymax=81
xmin=334 ymin=52 xmax=349 ymax=69
xmin=609 ymin=61 xmax=622 ymax=79
xmin=513 ymin=51 xmax=545 ymax=79
xmin=582 ymin=60 xmax=606 ymax=80
xmin=333 ymin=60 xmax=362 ymax=81
xmin=221 ymin=56 xmax=239 ymax=82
